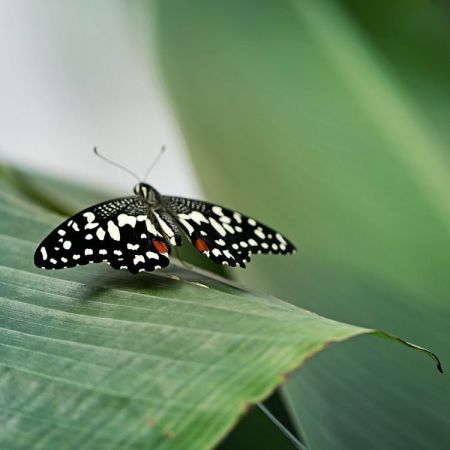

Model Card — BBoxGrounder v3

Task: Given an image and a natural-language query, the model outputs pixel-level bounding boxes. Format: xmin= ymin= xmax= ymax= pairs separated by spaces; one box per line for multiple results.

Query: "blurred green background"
xmin=154 ymin=0 xmax=450 ymax=448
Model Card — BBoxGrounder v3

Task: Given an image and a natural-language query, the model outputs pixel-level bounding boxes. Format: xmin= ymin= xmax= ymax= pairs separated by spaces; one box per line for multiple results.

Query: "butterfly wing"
xmin=163 ymin=196 xmax=296 ymax=268
xmin=34 ymin=196 xmax=170 ymax=274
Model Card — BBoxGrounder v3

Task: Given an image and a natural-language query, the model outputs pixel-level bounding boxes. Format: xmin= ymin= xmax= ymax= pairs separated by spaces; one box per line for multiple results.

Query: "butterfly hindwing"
xmin=163 ymin=196 xmax=296 ymax=268
xmin=34 ymin=196 xmax=171 ymax=274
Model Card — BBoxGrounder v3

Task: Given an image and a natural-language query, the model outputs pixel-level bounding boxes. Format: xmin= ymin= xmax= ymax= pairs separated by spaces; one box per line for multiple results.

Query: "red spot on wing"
xmin=194 ymin=239 xmax=209 ymax=253
xmin=153 ymin=239 xmax=168 ymax=254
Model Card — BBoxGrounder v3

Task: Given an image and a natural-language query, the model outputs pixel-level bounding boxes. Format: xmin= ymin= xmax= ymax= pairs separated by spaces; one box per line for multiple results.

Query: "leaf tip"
xmin=372 ymin=331 xmax=443 ymax=374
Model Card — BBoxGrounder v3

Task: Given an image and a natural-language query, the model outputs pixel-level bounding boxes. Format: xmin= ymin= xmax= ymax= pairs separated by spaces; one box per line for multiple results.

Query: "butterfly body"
xmin=34 ymin=182 xmax=296 ymax=274
xmin=133 ymin=182 xmax=161 ymax=206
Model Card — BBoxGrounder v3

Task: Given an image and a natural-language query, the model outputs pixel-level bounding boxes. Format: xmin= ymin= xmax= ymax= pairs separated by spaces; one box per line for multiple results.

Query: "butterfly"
xmin=34 ymin=149 xmax=296 ymax=274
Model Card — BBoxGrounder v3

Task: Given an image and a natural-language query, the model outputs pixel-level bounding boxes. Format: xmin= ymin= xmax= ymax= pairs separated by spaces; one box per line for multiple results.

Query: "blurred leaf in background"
xmin=155 ymin=0 xmax=450 ymax=448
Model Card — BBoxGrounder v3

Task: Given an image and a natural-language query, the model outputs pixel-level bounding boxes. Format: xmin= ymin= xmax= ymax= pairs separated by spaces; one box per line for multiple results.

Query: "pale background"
xmin=0 ymin=1 xmax=202 ymax=198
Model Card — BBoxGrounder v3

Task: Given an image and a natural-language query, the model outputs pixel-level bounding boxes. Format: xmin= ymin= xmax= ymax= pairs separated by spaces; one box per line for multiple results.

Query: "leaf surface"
xmin=0 ymin=172 xmax=441 ymax=449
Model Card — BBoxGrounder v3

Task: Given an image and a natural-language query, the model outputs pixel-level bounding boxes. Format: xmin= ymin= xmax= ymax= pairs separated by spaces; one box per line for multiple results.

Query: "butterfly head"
xmin=134 ymin=182 xmax=160 ymax=204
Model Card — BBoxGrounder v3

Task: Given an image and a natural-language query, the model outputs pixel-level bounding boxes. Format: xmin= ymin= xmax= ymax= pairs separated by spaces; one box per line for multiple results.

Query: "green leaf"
xmin=0 ymin=171 xmax=441 ymax=450
xmin=153 ymin=0 xmax=450 ymax=448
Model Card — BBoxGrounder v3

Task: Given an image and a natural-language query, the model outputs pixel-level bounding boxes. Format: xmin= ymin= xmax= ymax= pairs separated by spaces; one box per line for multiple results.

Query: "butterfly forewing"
xmin=163 ymin=196 xmax=296 ymax=267
xmin=34 ymin=196 xmax=171 ymax=274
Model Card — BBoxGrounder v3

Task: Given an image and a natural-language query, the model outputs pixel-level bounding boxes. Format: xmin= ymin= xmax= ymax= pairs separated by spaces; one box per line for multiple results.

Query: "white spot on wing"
xmin=190 ymin=211 xmax=209 ymax=225
xmin=276 ymin=233 xmax=287 ymax=245
xmin=133 ymin=255 xmax=145 ymax=265
xmin=145 ymin=218 xmax=162 ymax=236
xmin=118 ymin=214 xmax=137 ymax=228
xmin=114 ymin=250 xmax=122 ymax=256
xmin=223 ymin=223 xmax=235 ymax=234
xmin=248 ymin=218 xmax=257 ymax=226
xmin=83 ymin=212 xmax=95 ymax=222
xmin=63 ymin=241 xmax=72 ymax=250
xmin=248 ymin=239 xmax=258 ymax=246
xmin=96 ymin=227 xmax=106 ymax=240
xmin=146 ymin=251 xmax=159 ymax=260
xmin=73 ymin=254 xmax=80 ymax=260
xmin=178 ymin=216 xmax=194 ymax=236
xmin=127 ymin=243 xmax=139 ymax=250
xmin=40 ymin=247 xmax=47 ymax=261
xmin=108 ymin=220 xmax=120 ymax=241
xmin=85 ymin=234 xmax=93 ymax=240
xmin=72 ymin=222 xmax=80 ymax=232
xmin=154 ymin=211 xmax=175 ymax=237
xmin=255 ymin=228 xmax=265 ymax=240
xmin=85 ymin=222 xmax=99 ymax=230
xmin=212 ymin=248 xmax=222 ymax=257
xmin=99 ymin=249 xmax=107 ymax=255
xmin=85 ymin=249 xmax=93 ymax=256
xmin=233 ymin=212 xmax=242 ymax=223
xmin=58 ymin=229 xmax=66 ymax=236
xmin=223 ymin=250 xmax=234 ymax=259
xmin=212 ymin=206 xmax=223 ymax=216
xmin=219 ymin=216 xmax=231 ymax=224
xmin=209 ymin=217 xmax=226 ymax=237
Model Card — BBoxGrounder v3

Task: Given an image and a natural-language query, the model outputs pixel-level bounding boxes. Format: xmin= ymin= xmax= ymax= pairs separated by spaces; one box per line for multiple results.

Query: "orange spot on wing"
xmin=194 ymin=239 xmax=209 ymax=253
xmin=153 ymin=240 xmax=168 ymax=254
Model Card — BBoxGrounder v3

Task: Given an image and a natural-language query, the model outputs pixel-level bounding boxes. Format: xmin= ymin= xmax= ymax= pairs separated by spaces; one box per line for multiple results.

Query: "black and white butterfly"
xmin=34 ymin=150 xmax=296 ymax=274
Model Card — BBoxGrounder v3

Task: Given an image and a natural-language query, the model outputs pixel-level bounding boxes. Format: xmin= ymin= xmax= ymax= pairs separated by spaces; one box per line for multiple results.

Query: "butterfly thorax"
xmin=133 ymin=182 xmax=161 ymax=206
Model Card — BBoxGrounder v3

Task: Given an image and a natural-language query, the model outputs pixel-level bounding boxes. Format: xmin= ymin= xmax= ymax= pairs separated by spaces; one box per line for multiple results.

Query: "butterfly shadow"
xmin=74 ymin=268 xmax=184 ymax=304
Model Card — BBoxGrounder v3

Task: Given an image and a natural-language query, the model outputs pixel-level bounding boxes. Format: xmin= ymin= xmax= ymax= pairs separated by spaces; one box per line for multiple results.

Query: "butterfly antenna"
xmin=143 ymin=145 xmax=166 ymax=182
xmin=93 ymin=147 xmax=140 ymax=182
